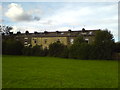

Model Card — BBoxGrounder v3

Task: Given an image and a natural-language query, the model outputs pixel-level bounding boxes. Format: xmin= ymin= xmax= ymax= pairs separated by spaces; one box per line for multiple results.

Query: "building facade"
xmin=31 ymin=29 xmax=100 ymax=48
xmin=2 ymin=29 xmax=100 ymax=48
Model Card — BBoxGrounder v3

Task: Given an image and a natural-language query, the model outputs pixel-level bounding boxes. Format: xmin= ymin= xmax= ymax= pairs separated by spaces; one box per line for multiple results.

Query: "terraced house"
xmin=2 ymin=28 xmax=100 ymax=48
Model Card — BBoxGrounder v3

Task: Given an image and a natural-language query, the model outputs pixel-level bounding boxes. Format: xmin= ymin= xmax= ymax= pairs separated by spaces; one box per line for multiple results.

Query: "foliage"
xmin=69 ymin=30 xmax=115 ymax=60
xmin=73 ymin=36 xmax=86 ymax=44
xmin=31 ymin=45 xmax=43 ymax=56
xmin=113 ymin=42 xmax=120 ymax=53
xmin=93 ymin=30 xmax=115 ymax=60
xmin=22 ymin=45 xmax=45 ymax=56
xmin=0 ymin=25 xmax=13 ymax=35
xmin=42 ymin=47 xmax=49 ymax=56
xmin=94 ymin=30 xmax=114 ymax=45
xmin=49 ymin=42 xmax=68 ymax=57
xmin=22 ymin=46 xmax=32 ymax=56
xmin=2 ymin=39 xmax=23 ymax=55
xmin=69 ymin=36 xmax=90 ymax=59
xmin=2 ymin=29 xmax=116 ymax=60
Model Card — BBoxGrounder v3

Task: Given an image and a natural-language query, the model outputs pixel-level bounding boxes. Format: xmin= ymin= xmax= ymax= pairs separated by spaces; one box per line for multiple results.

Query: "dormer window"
xmin=82 ymin=28 xmax=85 ymax=32
xmin=44 ymin=31 xmax=48 ymax=34
xmin=68 ymin=29 xmax=72 ymax=32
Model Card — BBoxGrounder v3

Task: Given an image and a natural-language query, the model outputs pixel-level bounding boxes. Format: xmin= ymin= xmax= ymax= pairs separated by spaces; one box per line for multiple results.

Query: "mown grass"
xmin=2 ymin=55 xmax=118 ymax=88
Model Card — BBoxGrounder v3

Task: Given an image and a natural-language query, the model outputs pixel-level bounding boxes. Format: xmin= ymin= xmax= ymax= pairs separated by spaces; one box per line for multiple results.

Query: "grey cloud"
xmin=5 ymin=3 xmax=41 ymax=22
xmin=34 ymin=16 xmax=40 ymax=21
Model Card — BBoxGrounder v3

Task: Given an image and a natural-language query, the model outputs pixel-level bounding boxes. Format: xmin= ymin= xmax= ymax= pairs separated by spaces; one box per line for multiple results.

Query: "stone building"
xmin=31 ymin=29 xmax=100 ymax=48
xmin=2 ymin=28 xmax=100 ymax=48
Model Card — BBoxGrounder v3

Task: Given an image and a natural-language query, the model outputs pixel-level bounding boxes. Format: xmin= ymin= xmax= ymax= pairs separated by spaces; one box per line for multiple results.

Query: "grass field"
xmin=2 ymin=55 xmax=118 ymax=88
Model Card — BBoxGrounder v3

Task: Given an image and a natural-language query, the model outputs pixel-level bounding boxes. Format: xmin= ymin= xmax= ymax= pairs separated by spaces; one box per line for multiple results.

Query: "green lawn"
xmin=2 ymin=55 xmax=118 ymax=88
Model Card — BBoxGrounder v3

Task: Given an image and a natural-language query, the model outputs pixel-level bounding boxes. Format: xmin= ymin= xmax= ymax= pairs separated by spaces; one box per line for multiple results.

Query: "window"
xmin=44 ymin=39 xmax=47 ymax=44
xmin=70 ymin=39 xmax=74 ymax=44
xmin=34 ymin=40 xmax=37 ymax=43
xmin=85 ymin=38 xmax=89 ymax=43
xmin=61 ymin=33 xmax=64 ymax=35
xmin=67 ymin=33 xmax=71 ymax=36
xmin=24 ymin=42 xmax=28 ymax=44
xmin=24 ymin=45 xmax=28 ymax=47
xmin=89 ymin=32 xmax=92 ymax=35
xmin=81 ymin=32 xmax=87 ymax=35
xmin=57 ymin=39 xmax=60 ymax=43
xmin=24 ymin=37 xmax=28 ymax=39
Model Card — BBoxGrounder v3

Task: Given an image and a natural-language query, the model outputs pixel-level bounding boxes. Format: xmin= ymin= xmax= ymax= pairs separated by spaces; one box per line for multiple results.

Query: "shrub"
xmin=49 ymin=42 xmax=68 ymax=57
xmin=2 ymin=39 xmax=23 ymax=55
xmin=69 ymin=42 xmax=90 ymax=59
xmin=31 ymin=45 xmax=43 ymax=56
xmin=22 ymin=46 xmax=32 ymax=56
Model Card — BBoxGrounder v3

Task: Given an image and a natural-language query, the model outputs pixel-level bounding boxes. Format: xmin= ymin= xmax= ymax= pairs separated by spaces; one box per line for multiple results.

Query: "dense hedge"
xmin=2 ymin=30 xmax=120 ymax=60
xmin=2 ymin=39 xmax=23 ymax=55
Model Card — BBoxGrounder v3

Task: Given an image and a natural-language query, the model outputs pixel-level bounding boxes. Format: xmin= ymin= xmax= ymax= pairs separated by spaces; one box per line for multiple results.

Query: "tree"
xmin=49 ymin=42 xmax=68 ymax=57
xmin=31 ymin=45 xmax=43 ymax=56
xmin=2 ymin=39 xmax=23 ymax=55
xmin=93 ymin=30 xmax=115 ymax=60
xmin=73 ymin=36 xmax=86 ymax=45
xmin=0 ymin=25 xmax=13 ymax=35
xmin=69 ymin=36 xmax=90 ymax=59
xmin=42 ymin=47 xmax=49 ymax=56
xmin=94 ymin=30 xmax=114 ymax=45
xmin=113 ymin=42 xmax=120 ymax=53
xmin=22 ymin=46 xmax=32 ymax=56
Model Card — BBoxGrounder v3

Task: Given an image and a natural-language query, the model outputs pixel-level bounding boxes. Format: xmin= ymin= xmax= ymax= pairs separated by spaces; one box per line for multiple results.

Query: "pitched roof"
xmin=14 ymin=29 xmax=100 ymax=37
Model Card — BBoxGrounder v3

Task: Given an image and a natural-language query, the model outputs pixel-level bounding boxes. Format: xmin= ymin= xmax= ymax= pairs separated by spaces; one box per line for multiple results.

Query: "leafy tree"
xmin=73 ymin=36 xmax=86 ymax=45
xmin=22 ymin=46 xmax=32 ymax=56
xmin=42 ymin=47 xmax=49 ymax=56
xmin=93 ymin=30 xmax=115 ymax=60
xmin=31 ymin=45 xmax=43 ymax=56
xmin=2 ymin=39 xmax=23 ymax=55
xmin=0 ymin=25 xmax=13 ymax=35
xmin=49 ymin=42 xmax=68 ymax=57
xmin=94 ymin=30 xmax=114 ymax=45
xmin=113 ymin=42 xmax=120 ymax=53
xmin=69 ymin=36 xmax=90 ymax=59
xmin=69 ymin=44 xmax=90 ymax=59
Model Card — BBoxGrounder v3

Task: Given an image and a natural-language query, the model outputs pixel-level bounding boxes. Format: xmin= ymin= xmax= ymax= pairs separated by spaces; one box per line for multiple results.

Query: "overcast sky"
xmin=0 ymin=2 xmax=118 ymax=41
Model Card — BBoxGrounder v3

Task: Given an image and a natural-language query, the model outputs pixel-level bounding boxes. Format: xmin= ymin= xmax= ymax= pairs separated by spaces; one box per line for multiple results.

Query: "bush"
xmin=69 ymin=36 xmax=90 ymax=59
xmin=22 ymin=46 xmax=32 ymax=56
xmin=31 ymin=45 xmax=44 ymax=56
xmin=49 ymin=42 xmax=68 ymax=57
xmin=2 ymin=39 xmax=23 ymax=55
xmin=93 ymin=30 xmax=114 ymax=60
xmin=42 ymin=47 xmax=49 ymax=56
xmin=69 ymin=42 xmax=90 ymax=59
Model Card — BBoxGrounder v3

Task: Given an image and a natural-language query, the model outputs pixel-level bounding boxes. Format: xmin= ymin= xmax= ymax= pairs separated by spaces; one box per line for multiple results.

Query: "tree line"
xmin=2 ymin=30 xmax=120 ymax=60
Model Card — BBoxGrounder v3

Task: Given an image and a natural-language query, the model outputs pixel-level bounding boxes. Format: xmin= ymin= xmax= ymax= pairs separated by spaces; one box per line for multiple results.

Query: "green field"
xmin=2 ymin=56 xmax=118 ymax=88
